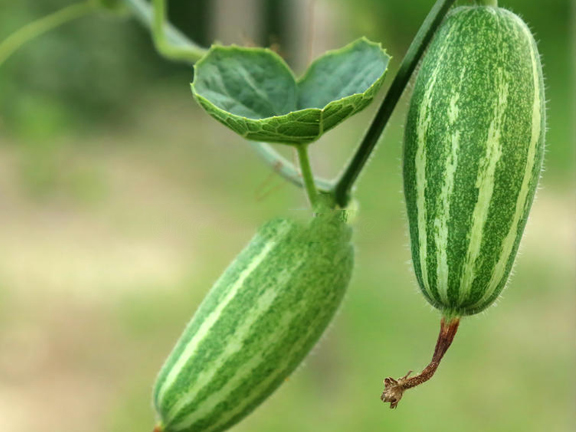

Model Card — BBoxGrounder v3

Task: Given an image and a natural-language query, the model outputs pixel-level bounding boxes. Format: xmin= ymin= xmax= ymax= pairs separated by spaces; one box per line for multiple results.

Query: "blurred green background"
xmin=0 ymin=1 xmax=574 ymax=431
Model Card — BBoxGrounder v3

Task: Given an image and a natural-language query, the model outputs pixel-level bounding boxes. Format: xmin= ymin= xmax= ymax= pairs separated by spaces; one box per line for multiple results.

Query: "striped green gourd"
xmin=152 ymin=207 xmax=354 ymax=432
xmin=381 ymin=5 xmax=545 ymax=408
xmin=403 ymin=5 xmax=545 ymax=317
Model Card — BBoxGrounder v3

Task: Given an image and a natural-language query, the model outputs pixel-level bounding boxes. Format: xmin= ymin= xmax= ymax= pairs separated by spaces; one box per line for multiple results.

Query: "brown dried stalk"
xmin=381 ymin=316 xmax=460 ymax=408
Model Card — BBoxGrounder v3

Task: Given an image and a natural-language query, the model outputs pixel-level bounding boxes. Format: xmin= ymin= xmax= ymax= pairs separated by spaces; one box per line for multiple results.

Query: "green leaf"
xmin=191 ymin=38 xmax=390 ymax=145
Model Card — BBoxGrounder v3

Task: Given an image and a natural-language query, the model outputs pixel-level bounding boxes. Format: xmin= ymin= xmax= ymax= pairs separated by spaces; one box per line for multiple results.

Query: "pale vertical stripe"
xmin=165 ymin=261 xmax=304 ymax=423
xmin=156 ymin=221 xmax=293 ymax=405
xmin=173 ymin=309 xmax=301 ymax=431
xmin=472 ymin=22 xmax=542 ymax=308
xmin=414 ymin=25 xmax=457 ymax=300
xmin=459 ymin=70 xmax=509 ymax=303
xmin=186 ymin=309 xmax=324 ymax=432
xmin=434 ymin=78 xmax=464 ymax=303
xmin=415 ymin=82 xmax=433 ymax=298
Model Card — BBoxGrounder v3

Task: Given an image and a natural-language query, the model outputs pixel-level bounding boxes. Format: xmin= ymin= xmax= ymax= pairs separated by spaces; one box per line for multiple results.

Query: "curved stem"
xmin=151 ymin=0 xmax=207 ymax=64
xmin=122 ymin=0 xmax=207 ymax=61
xmin=250 ymin=142 xmax=332 ymax=192
xmin=297 ymin=145 xmax=319 ymax=207
xmin=0 ymin=1 xmax=97 ymax=68
xmin=381 ymin=316 xmax=460 ymax=408
xmin=332 ymin=0 xmax=457 ymax=207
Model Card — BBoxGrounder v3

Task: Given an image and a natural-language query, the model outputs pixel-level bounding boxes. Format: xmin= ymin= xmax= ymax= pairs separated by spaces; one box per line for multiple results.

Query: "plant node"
xmin=381 ymin=316 xmax=460 ymax=408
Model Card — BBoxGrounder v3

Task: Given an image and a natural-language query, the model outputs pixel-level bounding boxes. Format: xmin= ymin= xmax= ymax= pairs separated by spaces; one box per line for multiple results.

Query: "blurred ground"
xmin=0 ymin=1 xmax=574 ymax=431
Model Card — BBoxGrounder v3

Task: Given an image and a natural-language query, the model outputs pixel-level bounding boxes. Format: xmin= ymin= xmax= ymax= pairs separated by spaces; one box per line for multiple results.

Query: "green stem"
xmin=250 ymin=142 xmax=332 ymax=192
xmin=297 ymin=145 xmax=319 ymax=207
xmin=121 ymin=0 xmax=207 ymax=62
xmin=151 ymin=0 xmax=207 ymax=63
xmin=0 ymin=1 xmax=97 ymax=68
xmin=332 ymin=0 xmax=457 ymax=207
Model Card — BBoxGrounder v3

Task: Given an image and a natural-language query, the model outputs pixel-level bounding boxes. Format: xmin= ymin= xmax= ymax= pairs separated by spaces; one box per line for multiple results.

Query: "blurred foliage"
xmin=0 ymin=0 xmax=186 ymax=138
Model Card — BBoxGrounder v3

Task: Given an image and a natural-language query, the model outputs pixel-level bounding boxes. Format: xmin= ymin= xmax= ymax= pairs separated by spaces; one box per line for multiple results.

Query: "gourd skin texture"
xmin=153 ymin=209 xmax=354 ymax=432
xmin=404 ymin=6 xmax=545 ymax=317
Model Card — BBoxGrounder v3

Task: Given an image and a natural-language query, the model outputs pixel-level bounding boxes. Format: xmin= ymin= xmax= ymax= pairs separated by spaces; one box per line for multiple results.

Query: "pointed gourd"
xmin=153 ymin=206 xmax=354 ymax=432
xmin=403 ymin=6 xmax=545 ymax=317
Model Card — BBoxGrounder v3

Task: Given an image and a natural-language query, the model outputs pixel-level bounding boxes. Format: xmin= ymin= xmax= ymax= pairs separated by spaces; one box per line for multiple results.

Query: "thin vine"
xmin=0 ymin=1 xmax=96 ymax=68
xmin=150 ymin=0 xmax=207 ymax=63
xmin=250 ymin=143 xmax=332 ymax=192
xmin=296 ymin=145 xmax=319 ymax=207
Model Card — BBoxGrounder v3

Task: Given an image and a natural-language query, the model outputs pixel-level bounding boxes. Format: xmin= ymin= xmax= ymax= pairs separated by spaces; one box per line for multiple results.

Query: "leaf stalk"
xmin=250 ymin=143 xmax=332 ymax=192
xmin=151 ymin=0 xmax=207 ymax=64
xmin=297 ymin=145 xmax=319 ymax=207
xmin=122 ymin=0 xmax=207 ymax=62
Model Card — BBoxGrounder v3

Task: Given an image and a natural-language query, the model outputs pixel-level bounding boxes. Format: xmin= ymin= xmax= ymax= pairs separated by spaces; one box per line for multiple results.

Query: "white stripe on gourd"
xmin=153 ymin=208 xmax=354 ymax=432
xmin=414 ymin=23 xmax=459 ymax=302
xmin=459 ymin=69 xmax=509 ymax=303
xmin=473 ymin=14 xmax=544 ymax=309
xmin=155 ymin=223 xmax=292 ymax=406
xmin=434 ymin=67 xmax=465 ymax=304
xmin=172 ymin=306 xmax=298 ymax=430
xmin=196 ymin=316 xmax=323 ymax=432
xmin=166 ymin=266 xmax=299 ymax=419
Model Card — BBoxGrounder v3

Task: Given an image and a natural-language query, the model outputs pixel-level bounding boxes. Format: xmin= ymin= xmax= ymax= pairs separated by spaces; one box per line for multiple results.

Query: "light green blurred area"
xmin=0 ymin=1 xmax=574 ymax=431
